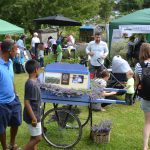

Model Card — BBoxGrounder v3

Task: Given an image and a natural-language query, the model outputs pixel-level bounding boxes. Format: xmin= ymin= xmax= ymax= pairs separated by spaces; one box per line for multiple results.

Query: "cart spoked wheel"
xmin=41 ymin=108 xmax=82 ymax=149
xmin=66 ymin=105 xmax=90 ymax=128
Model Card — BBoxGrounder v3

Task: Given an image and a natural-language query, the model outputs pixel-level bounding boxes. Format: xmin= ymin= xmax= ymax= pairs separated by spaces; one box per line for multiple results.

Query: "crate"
xmin=91 ymin=131 xmax=110 ymax=144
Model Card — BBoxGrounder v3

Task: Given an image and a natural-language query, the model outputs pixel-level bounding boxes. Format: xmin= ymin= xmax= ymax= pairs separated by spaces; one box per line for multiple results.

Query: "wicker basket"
xmin=91 ymin=131 xmax=111 ymax=144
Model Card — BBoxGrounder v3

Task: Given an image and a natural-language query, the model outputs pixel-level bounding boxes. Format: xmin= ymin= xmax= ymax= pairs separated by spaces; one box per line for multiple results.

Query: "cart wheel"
xmin=41 ymin=108 xmax=82 ymax=149
xmin=66 ymin=105 xmax=90 ymax=128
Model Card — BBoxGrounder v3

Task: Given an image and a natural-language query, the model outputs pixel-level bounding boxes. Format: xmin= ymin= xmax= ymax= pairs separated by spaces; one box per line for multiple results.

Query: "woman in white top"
xmin=134 ymin=43 xmax=150 ymax=150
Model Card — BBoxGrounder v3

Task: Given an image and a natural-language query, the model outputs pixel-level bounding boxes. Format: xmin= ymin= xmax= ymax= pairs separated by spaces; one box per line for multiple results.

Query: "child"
xmin=23 ymin=59 xmax=42 ymax=150
xmin=93 ymin=70 xmax=117 ymax=111
xmin=38 ymin=43 xmax=44 ymax=68
xmin=125 ymin=70 xmax=135 ymax=105
xmin=79 ymin=56 xmax=88 ymax=67
xmin=56 ymin=41 xmax=63 ymax=62
xmin=96 ymin=70 xmax=117 ymax=97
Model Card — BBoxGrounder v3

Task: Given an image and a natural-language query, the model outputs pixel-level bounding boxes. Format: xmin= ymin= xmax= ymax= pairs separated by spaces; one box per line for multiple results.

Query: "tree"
xmin=0 ymin=0 xmax=100 ymax=32
xmin=118 ymin=0 xmax=144 ymax=12
xmin=99 ymin=0 xmax=115 ymax=23
xmin=135 ymin=0 xmax=144 ymax=8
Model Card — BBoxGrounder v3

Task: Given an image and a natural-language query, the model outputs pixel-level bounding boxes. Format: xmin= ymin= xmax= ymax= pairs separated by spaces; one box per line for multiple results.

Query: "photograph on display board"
xmin=45 ymin=73 xmax=61 ymax=84
xmin=61 ymin=73 xmax=70 ymax=85
xmin=72 ymin=75 xmax=84 ymax=84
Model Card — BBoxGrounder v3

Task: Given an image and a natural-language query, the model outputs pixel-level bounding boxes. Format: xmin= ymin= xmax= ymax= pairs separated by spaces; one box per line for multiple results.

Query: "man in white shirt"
xmin=86 ymin=32 xmax=109 ymax=77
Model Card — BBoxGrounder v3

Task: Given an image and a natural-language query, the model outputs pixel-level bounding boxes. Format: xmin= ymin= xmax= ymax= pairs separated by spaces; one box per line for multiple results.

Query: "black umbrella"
xmin=33 ymin=15 xmax=82 ymax=26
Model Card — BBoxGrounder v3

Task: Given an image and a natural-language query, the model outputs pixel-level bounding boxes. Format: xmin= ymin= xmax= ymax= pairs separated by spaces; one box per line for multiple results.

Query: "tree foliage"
xmin=0 ymin=0 xmax=100 ymax=32
xmin=118 ymin=0 xmax=144 ymax=12
xmin=99 ymin=0 xmax=115 ymax=23
xmin=1 ymin=0 xmax=147 ymax=33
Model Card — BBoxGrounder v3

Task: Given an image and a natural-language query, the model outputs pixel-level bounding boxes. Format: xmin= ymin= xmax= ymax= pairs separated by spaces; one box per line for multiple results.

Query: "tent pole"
xmin=57 ymin=27 xmax=59 ymax=39
xmin=108 ymin=24 xmax=113 ymax=59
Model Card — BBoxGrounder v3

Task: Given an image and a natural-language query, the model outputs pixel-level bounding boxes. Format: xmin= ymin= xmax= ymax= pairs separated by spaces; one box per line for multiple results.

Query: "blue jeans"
xmin=40 ymin=58 xmax=44 ymax=67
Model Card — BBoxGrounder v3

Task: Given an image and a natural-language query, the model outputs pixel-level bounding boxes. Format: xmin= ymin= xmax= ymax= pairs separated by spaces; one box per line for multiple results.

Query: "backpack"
xmin=138 ymin=62 xmax=150 ymax=100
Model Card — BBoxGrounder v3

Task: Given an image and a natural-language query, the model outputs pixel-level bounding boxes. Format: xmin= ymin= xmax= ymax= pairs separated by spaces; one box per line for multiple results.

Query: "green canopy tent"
xmin=109 ymin=8 xmax=150 ymax=56
xmin=0 ymin=19 xmax=24 ymax=34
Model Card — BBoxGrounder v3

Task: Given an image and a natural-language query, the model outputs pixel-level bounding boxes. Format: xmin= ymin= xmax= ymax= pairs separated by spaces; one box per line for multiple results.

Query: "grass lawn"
xmin=1 ymin=72 xmax=144 ymax=150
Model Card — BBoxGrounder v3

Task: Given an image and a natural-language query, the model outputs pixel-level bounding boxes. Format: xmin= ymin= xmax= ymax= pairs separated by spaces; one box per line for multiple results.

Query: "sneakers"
xmin=100 ymin=108 xmax=106 ymax=112
xmin=7 ymin=144 xmax=22 ymax=150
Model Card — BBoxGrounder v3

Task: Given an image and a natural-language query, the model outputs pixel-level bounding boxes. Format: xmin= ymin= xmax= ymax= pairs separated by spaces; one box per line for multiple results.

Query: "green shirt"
xmin=126 ymin=78 xmax=135 ymax=94
xmin=57 ymin=44 xmax=62 ymax=53
xmin=57 ymin=44 xmax=62 ymax=62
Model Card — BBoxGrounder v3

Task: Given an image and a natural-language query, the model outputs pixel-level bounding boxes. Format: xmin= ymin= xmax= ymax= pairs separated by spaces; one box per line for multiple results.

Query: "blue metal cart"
xmin=40 ymin=63 xmax=126 ymax=149
xmin=41 ymin=88 xmax=126 ymax=149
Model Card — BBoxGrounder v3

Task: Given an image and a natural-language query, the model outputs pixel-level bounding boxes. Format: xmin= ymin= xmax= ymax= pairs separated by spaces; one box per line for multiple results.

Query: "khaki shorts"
xmin=28 ymin=122 xmax=42 ymax=136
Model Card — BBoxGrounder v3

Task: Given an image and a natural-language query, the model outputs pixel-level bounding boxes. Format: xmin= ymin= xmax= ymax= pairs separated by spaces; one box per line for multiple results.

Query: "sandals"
xmin=7 ymin=144 xmax=22 ymax=150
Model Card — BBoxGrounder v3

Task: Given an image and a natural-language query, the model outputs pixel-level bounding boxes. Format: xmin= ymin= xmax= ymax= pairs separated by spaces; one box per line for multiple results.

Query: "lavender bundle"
xmin=91 ymin=120 xmax=112 ymax=133
xmin=88 ymin=79 xmax=104 ymax=100
xmin=40 ymin=83 xmax=84 ymax=97
xmin=39 ymin=79 xmax=104 ymax=99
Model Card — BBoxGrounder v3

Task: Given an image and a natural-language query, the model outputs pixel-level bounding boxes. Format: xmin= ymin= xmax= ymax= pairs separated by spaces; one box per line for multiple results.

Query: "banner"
xmin=119 ymin=25 xmax=150 ymax=34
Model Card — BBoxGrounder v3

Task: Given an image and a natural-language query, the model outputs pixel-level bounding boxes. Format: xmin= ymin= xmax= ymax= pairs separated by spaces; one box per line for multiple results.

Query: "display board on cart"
xmin=43 ymin=63 xmax=90 ymax=90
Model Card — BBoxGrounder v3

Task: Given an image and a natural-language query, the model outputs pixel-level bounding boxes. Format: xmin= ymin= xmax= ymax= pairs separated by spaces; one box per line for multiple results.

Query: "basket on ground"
xmin=91 ymin=130 xmax=111 ymax=144
xmin=91 ymin=120 xmax=112 ymax=144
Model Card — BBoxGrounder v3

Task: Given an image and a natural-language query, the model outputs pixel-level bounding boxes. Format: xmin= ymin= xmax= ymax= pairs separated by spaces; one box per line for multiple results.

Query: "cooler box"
xmin=43 ymin=63 xmax=90 ymax=90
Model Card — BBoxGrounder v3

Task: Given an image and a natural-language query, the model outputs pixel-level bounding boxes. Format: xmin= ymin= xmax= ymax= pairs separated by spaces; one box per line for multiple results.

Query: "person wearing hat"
xmin=0 ymin=40 xmax=22 ymax=150
xmin=31 ymin=32 xmax=40 ymax=59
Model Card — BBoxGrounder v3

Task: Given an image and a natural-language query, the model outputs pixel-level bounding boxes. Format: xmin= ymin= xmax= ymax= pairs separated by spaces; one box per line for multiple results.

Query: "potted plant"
xmin=91 ymin=120 xmax=112 ymax=144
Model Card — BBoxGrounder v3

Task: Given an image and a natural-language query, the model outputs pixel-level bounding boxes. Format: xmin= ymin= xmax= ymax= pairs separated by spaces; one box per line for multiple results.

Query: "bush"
xmin=62 ymin=58 xmax=79 ymax=64
xmin=62 ymin=50 xmax=70 ymax=59
xmin=111 ymin=40 xmax=128 ymax=59
xmin=44 ymin=54 xmax=54 ymax=65
xmin=76 ymin=43 xmax=88 ymax=58
xmin=44 ymin=43 xmax=88 ymax=65
xmin=61 ymin=43 xmax=88 ymax=62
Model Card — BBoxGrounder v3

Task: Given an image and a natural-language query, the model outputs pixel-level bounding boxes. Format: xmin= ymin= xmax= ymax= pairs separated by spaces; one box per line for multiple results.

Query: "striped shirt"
xmin=95 ymin=78 xmax=107 ymax=88
xmin=135 ymin=61 xmax=150 ymax=79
